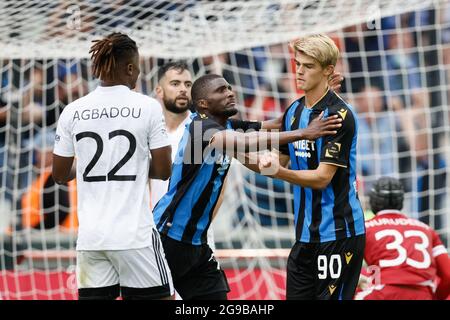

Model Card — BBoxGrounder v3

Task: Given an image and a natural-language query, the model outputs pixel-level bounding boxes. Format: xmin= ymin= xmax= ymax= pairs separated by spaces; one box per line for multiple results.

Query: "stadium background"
xmin=0 ymin=0 xmax=449 ymax=299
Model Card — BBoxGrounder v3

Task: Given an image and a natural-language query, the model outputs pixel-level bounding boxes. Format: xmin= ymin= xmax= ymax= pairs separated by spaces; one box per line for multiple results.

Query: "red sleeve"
xmin=432 ymin=230 xmax=450 ymax=299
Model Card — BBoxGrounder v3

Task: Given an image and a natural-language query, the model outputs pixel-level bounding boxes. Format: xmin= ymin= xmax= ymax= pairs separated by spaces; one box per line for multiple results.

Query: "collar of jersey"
xmin=303 ymin=88 xmax=333 ymax=111
xmin=376 ymin=209 xmax=405 ymax=217
xmin=95 ymin=85 xmax=130 ymax=92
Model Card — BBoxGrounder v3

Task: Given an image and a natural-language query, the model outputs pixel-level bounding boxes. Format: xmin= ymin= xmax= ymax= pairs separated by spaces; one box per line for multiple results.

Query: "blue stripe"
xmin=285 ymin=102 xmax=302 ymax=227
xmin=317 ymin=108 xmax=337 ymax=241
xmin=339 ymin=283 xmax=345 ymax=300
xmin=299 ymin=107 xmax=312 ymax=242
xmin=193 ymin=163 xmax=228 ymax=243
xmin=346 ymin=104 xmax=365 ymax=236
xmin=320 ymin=185 xmax=336 ymax=241
xmin=153 ymin=127 xmax=191 ymax=227
xmin=167 ymin=161 xmax=215 ymax=242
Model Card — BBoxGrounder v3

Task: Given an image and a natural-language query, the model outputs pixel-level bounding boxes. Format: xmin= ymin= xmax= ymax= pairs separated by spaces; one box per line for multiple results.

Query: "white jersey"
xmin=150 ymin=113 xmax=191 ymax=210
xmin=54 ymin=85 xmax=169 ymax=251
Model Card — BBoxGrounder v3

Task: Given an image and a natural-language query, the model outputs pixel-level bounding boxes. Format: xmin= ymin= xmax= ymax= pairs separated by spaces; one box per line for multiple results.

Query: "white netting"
xmin=0 ymin=0 xmax=444 ymax=59
xmin=1 ymin=0 xmax=450 ymax=300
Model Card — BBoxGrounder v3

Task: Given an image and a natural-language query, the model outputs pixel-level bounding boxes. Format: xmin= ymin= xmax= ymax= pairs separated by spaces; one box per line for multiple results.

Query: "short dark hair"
xmin=369 ymin=177 xmax=404 ymax=214
xmin=191 ymin=74 xmax=223 ymax=103
xmin=89 ymin=32 xmax=138 ymax=81
xmin=157 ymin=61 xmax=189 ymax=82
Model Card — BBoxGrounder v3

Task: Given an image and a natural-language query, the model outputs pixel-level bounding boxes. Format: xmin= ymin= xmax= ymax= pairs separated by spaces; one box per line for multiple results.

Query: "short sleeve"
xmin=431 ymin=230 xmax=448 ymax=258
xmin=228 ymin=119 xmax=261 ymax=132
xmin=53 ymin=106 xmax=75 ymax=157
xmin=148 ymin=100 xmax=170 ymax=150
xmin=320 ymin=107 xmax=355 ymax=167
xmin=193 ymin=117 xmax=225 ymax=150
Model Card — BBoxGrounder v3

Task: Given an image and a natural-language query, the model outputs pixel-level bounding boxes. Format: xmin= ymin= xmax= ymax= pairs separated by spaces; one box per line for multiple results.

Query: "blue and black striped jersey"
xmin=153 ymin=113 xmax=261 ymax=245
xmin=280 ymin=90 xmax=365 ymax=243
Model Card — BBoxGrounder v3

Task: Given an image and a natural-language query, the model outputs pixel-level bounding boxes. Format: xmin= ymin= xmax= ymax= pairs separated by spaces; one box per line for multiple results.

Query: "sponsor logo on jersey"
xmin=328 ymin=285 xmax=337 ymax=295
xmin=337 ymin=108 xmax=348 ymax=120
xmin=293 ymin=139 xmax=315 ymax=158
xmin=325 ymin=142 xmax=341 ymax=158
xmin=345 ymin=252 xmax=353 ymax=264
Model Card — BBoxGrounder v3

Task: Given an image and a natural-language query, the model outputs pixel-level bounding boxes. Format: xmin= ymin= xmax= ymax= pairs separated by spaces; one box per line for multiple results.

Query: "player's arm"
xmin=432 ymin=231 xmax=450 ymax=299
xmin=259 ymin=153 xmax=337 ymax=189
xmin=210 ymin=112 xmax=341 ymax=157
xmin=435 ymin=253 xmax=450 ymax=299
xmin=240 ymin=151 xmax=290 ymax=174
xmin=260 ymin=72 xmax=344 ymax=131
xmin=149 ymin=146 xmax=172 ymax=180
xmin=52 ymin=155 xmax=76 ymax=184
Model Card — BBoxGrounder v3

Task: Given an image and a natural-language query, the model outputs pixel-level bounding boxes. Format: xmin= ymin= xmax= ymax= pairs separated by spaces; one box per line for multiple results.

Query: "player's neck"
xmin=100 ymin=80 xmax=132 ymax=89
xmin=203 ymin=111 xmax=227 ymax=127
xmin=164 ymin=109 xmax=190 ymax=132
xmin=304 ymin=82 xmax=329 ymax=108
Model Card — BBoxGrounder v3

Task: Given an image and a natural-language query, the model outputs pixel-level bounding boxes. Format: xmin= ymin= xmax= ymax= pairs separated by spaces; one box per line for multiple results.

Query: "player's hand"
xmin=258 ymin=150 xmax=280 ymax=176
xmin=300 ymin=111 xmax=342 ymax=141
xmin=329 ymin=72 xmax=344 ymax=92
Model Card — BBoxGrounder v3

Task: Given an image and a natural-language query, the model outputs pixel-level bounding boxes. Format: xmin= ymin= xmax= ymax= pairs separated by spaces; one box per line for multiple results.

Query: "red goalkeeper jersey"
xmin=364 ymin=210 xmax=448 ymax=289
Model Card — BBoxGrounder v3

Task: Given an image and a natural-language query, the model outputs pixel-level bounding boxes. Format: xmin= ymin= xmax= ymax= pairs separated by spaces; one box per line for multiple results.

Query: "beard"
xmin=222 ymin=106 xmax=238 ymax=117
xmin=163 ymin=96 xmax=192 ymax=114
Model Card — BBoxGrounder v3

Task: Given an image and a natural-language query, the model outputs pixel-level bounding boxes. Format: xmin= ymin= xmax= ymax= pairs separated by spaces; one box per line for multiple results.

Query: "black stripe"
xmin=157 ymin=163 xmax=201 ymax=233
xmin=309 ymin=189 xmax=323 ymax=242
xmin=153 ymin=229 xmax=168 ymax=285
xmin=181 ymin=161 xmax=223 ymax=244
xmin=200 ymin=180 xmax=227 ymax=243
xmin=78 ymin=284 xmax=120 ymax=300
xmin=307 ymin=111 xmax=322 ymax=242
xmin=332 ymin=172 xmax=350 ymax=239
xmin=155 ymin=229 xmax=170 ymax=285
xmin=151 ymin=231 xmax=164 ymax=285
xmin=152 ymin=230 xmax=166 ymax=285
xmin=121 ymin=284 xmax=171 ymax=300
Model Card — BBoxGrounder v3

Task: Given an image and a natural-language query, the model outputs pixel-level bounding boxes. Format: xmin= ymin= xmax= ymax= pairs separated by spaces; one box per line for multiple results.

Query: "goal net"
xmin=1 ymin=0 xmax=449 ymax=300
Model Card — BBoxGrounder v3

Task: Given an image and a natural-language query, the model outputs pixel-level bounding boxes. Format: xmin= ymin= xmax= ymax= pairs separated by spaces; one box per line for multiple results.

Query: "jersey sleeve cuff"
xmin=53 ymin=149 xmax=75 ymax=157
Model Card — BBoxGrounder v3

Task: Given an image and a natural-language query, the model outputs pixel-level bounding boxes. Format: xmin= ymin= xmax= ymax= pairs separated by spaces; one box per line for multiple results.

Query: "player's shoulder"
xmin=190 ymin=113 xmax=225 ymax=133
xmin=324 ymin=91 xmax=357 ymax=126
xmin=285 ymin=96 xmax=304 ymax=114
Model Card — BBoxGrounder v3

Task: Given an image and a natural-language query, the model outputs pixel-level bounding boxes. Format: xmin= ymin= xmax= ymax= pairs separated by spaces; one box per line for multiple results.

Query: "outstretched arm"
xmin=210 ymin=112 xmax=341 ymax=157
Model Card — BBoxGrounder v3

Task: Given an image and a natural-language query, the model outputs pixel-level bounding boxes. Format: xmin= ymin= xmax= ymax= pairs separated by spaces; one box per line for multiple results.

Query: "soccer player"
xmin=52 ymin=33 xmax=174 ymax=300
xmin=355 ymin=177 xmax=450 ymax=300
xmin=256 ymin=34 xmax=365 ymax=300
xmin=150 ymin=61 xmax=193 ymax=210
xmin=153 ymin=73 xmax=343 ymax=300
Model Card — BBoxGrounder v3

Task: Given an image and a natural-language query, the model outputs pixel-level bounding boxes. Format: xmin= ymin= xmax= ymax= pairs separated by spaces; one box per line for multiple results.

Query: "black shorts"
xmin=286 ymin=234 xmax=365 ymax=300
xmin=160 ymin=234 xmax=230 ymax=300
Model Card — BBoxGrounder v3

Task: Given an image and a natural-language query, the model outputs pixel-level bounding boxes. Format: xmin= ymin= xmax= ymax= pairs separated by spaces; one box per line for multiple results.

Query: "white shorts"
xmin=76 ymin=229 xmax=174 ymax=299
